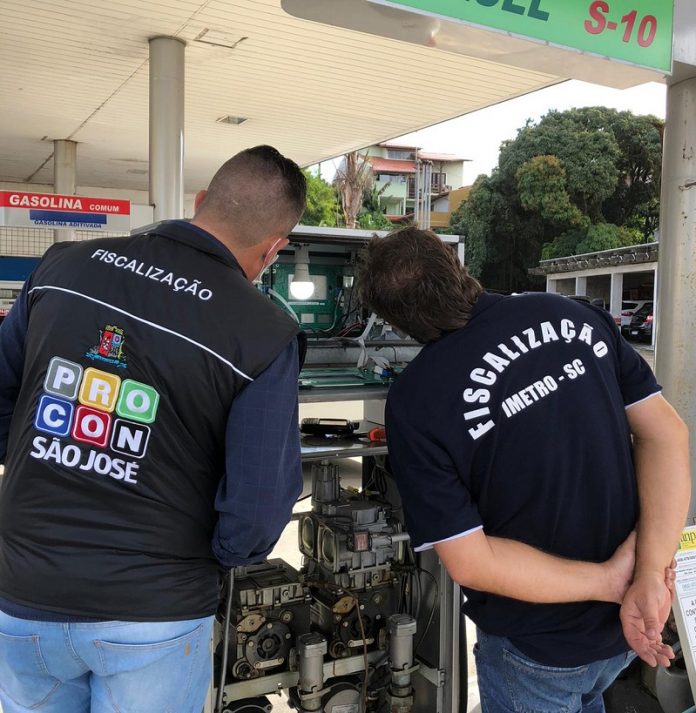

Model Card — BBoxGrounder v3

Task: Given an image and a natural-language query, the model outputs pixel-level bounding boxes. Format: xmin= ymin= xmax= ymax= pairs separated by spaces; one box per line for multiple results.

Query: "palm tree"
xmin=334 ymin=151 xmax=373 ymax=228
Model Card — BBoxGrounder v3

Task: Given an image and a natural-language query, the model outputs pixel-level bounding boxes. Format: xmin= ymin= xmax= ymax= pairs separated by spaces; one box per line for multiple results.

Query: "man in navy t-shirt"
xmin=358 ymin=228 xmax=690 ymax=713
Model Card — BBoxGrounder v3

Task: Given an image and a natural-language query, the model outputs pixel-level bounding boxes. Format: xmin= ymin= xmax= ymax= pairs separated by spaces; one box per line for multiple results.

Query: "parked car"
xmin=620 ymin=300 xmax=652 ymax=330
xmin=590 ymin=298 xmax=608 ymax=310
xmin=565 ymin=295 xmax=609 ymax=310
xmin=628 ymin=303 xmax=654 ymax=342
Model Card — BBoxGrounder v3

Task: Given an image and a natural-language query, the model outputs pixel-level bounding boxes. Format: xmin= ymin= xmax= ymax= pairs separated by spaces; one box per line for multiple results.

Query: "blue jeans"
xmin=474 ymin=628 xmax=635 ymax=713
xmin=0 ymin=611 xmax=214 ymax=712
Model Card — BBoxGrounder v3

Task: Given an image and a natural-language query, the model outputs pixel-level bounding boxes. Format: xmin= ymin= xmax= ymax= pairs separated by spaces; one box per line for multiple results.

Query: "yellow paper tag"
xmin=679 ymin=529 xmax=696 ymax=551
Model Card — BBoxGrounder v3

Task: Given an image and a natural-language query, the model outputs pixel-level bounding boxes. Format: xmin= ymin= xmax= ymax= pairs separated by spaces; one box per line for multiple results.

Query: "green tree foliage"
xmin=357 ymin=185 xmax=395 ymax=231
xmin=451 ymin=107 xmax=663 ymax=291
xmin=450 ymin=170 xmax=548 ymax=291
xmin=300 ymin=170 xmax=339 ymax=227
xmin=357 ymin=212 xmax=395 ymax=230
xmin=541 ymin=223 xmax=641 ymax=260
xmin=516 ymin=156 xmax=586 ymax=228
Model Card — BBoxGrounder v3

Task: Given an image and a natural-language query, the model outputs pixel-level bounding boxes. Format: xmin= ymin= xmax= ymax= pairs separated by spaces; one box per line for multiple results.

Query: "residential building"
xmin=363 ymin=142 xmax=468 ymax=222
xmin=430 ymin=186 xmax=471 ymax=230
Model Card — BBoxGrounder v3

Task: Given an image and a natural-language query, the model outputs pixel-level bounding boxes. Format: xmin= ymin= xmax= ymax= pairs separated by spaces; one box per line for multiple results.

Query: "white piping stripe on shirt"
xmin=29 ymin=285 xmax=254 ymax=382
xmin=625 ymin=389 xmax=662 ymax=410
xmin=414 ymin=525 xmax=484 ymax=552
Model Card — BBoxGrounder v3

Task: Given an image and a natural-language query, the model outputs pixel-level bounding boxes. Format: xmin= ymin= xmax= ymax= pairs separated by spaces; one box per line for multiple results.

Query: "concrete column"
xmin=547 ymin=278 xmax=558 ymax=294
xmin=654 ymin=77 xmax=696 ymax=521
xmin=651 ymin=267 xmax=658 ymax=348
xmin=575 ymin=276 xmax=587 ymax=296
xmin=149 ymin=36 xmax=185 ymax=221
xmin=53 ymin=139 xmax=77 ymax=242
xmin=413 ymin=160 xmax=421 ymax=227
xmin=457 ymin=242 xmax=466 ymax=267
xmin=609 ymin=271 xmax=623 ymax=322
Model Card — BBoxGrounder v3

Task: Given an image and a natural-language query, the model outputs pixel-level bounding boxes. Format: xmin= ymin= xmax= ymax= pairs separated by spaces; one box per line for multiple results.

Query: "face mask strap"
xmin=254 ymin=238 xmax=285 ymax=283
xmin=263 ymin=238 xmax=284 ymax=269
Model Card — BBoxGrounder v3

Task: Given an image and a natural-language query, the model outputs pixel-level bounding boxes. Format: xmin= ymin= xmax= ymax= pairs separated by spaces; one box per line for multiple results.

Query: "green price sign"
xmin=369 ymin=0 xmax=673 ymax=72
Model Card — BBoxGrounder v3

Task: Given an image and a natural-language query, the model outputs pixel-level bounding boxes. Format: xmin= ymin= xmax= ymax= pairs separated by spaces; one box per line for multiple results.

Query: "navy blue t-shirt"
xmin=386 ymin=292 xmax=660 ymax=667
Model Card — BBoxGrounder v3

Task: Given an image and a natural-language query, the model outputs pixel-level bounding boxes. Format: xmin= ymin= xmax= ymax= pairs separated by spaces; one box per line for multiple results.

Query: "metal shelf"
xmin=301 ymin=439 xmax=388 ymax=461
xmin=299 ymin=386 xmax=389 ymax=403
xmin=300 ymin=420 xmax=387 ymax=461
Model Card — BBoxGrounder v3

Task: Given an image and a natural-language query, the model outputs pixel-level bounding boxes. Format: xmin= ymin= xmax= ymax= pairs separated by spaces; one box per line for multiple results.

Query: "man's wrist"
xmin=596 ymin=560 xmax=631 ymax=604
xmin=634 ymin=568 xmax=668 ymax=581
xmin=634 ymin=551 xmax=673 ymax=578
xmin=595 ymin=561 xmax=623 ymax=603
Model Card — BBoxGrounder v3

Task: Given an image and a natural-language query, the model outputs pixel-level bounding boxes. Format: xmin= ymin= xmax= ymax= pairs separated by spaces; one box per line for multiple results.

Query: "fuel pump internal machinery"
xmin=211 ymin=228 xmax=467 ymax=713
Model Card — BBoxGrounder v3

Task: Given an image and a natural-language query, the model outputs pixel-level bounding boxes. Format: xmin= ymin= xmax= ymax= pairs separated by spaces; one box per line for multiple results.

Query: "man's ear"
xmin=193 ymin=189 xmax=208 ymax=213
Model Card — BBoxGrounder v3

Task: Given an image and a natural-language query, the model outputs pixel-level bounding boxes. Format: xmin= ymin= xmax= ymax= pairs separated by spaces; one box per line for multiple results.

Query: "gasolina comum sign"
xmin=0 ymin=191 xmax=131 ymax=232
xmin=368 ymin=0 xmax=673 ymax=73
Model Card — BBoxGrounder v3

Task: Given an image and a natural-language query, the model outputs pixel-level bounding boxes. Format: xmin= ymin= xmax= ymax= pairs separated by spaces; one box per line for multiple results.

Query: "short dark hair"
xmin=196 ymin=145 xmax=306 ymax=247
xmin=357 ymin=227 xmax=482 ymax=343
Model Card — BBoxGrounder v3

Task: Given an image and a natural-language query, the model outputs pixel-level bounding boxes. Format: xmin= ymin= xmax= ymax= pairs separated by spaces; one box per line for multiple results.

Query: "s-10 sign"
xmin=369 ymin=0 xmax=673 ymax=73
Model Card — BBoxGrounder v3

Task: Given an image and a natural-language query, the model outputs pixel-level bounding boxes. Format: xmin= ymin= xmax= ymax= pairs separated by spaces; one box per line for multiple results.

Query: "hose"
xmin=215 ymin=569 xmax=235 ymax=713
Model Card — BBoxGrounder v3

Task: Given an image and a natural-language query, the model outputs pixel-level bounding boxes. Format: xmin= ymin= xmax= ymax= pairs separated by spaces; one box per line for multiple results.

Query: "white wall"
xmin=444 ymin=162 xmax=465 ymax=188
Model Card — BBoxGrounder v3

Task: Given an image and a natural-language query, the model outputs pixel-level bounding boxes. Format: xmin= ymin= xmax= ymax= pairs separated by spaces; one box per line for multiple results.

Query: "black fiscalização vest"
xmin=0 ymin=221 xmax=301 ymax=620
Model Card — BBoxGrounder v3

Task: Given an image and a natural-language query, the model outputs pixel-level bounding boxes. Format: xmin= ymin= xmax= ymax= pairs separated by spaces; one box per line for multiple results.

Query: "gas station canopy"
xmin=0 ymin=0 xmax=672 ymax=194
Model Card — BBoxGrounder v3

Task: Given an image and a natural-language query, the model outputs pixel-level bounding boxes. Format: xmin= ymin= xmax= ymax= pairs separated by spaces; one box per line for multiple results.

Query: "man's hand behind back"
xmin=604 ymin=531 xmax=636 ymax=603
xmin=620 ymin=571 xmax=675 ymax=667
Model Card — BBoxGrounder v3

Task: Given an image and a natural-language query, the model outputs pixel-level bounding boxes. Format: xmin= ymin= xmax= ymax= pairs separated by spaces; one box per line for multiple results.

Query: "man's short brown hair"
xmin=196 ymin=145 xmax=306 ymax=247
xmin=358 ymin=227 xmax=482 ymax=343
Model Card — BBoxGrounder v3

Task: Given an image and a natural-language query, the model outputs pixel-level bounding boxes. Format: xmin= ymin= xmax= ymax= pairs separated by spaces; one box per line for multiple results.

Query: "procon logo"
xmin=28 ymin=358 xmax=160 ymax=486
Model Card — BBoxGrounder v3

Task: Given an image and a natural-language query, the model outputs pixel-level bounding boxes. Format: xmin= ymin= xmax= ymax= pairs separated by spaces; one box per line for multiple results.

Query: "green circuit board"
xmin=271 ymin=263 xmax=345 ymax=329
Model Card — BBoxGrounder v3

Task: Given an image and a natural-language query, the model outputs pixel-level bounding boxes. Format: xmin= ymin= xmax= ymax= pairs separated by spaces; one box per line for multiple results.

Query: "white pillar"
xmin=575 ymin=276 xmax=587 ymax=296
xmin=655 ymin=76 xmax=696 ymax=521
xmin=149 ymin=36 xmax=185 ymax=221
xmin=413 ymin=160 xmax=421 ymax=227
xmin=609 ymin=271 xmax=623 ymax=322
xmin=651 ymin=267 xmax=658 ymax=348
xmin=53 ymin=139 xmax=77 ymax=243
xmin=547 ymin=278 xmax=558 ymax=294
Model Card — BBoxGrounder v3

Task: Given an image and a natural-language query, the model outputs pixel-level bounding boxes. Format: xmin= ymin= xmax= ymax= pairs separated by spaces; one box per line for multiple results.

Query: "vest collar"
xmin=141 ymin=220 xmax=245 ymax=274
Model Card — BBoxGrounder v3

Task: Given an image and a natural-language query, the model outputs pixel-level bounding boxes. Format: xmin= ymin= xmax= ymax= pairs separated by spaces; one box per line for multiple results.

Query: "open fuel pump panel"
xmin=210 ymin=228 xmax=468 ymax=713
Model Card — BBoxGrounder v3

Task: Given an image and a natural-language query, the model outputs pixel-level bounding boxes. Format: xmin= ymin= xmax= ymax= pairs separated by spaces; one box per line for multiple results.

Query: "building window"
xmin=387 ymin=149 xmax=415 ymax=160
xmin=408 ymin=174 xmax=448 ymax=198
xmin=431 ymin=172 xmax=448 ymax=194
xmin=378 ymin=173 xmax=406 ymax=183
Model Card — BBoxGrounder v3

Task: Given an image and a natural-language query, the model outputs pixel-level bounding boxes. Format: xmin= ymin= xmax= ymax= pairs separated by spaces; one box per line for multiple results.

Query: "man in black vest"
xmin=0 ymin=145 xmax=307 ymax=713
xmin=358 ymin=228 xmax=689 ymax=713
